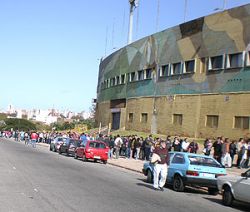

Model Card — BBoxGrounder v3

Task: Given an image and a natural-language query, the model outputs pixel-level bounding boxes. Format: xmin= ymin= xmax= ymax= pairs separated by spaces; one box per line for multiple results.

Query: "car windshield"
xmin=188 ymin=155 xmax=222 ymax=168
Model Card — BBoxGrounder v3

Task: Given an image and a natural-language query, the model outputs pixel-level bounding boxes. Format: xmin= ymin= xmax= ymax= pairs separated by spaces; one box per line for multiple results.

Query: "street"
xmin=0 ymin=138 xmax=248 ymax=212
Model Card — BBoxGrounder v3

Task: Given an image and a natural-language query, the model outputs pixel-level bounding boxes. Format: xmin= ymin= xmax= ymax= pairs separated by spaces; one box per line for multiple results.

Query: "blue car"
xmin=142 ymin=152 xmax=227 ymax=195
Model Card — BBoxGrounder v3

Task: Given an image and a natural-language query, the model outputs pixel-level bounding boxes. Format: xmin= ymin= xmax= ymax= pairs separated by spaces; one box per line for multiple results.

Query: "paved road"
xmin=0 ymin=138 xmax=249 ymax=212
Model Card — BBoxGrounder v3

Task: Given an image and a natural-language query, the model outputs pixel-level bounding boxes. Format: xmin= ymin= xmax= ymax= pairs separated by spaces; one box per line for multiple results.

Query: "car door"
xmin=99 ymin=142 xmax=108 ymax=160
xmin=78 ymin=140 xmax=87 ymax=157
xmin=167 ymin=153 xmax=187 ymax=182
xmin=233 ymin=169 xmax=250 ymax=203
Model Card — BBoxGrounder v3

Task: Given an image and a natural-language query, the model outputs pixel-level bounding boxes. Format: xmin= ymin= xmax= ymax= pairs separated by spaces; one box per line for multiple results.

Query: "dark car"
xmin=50 ymin=137 xmax=68 ymax=152
xmin=58 ymin=139 xmax=81 ymax=156
xmin=74 ymin=140 xmax=109 ymax=164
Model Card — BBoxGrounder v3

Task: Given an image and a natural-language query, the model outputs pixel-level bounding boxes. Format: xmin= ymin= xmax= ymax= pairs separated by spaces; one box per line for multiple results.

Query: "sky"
xmin=0 ymin=0 xmax=250 ymax=113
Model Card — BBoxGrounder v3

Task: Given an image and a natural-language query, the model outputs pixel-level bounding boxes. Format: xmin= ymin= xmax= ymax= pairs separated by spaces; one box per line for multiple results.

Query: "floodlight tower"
xmin=128 ymin=0 xmax=139 ymax=44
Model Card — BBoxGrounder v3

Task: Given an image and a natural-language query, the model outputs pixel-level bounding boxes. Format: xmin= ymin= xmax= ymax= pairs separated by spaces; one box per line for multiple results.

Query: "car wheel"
xmin=53 ymin=146 xmax=56 ymax=152
xmin=146 ymin=170 xmax=153 ymax=183
xmin=66 ymin=150 xmax=69 ymax=156
xmin=58 ymin=149 xmax=62 ymax=154
xmin=82 ymin=154 xmax=87 ymax=162
xmin=173 ymin=175 xmax=184 ymax=192
xmin=222 ymin=186 xmax=234 ymax=206
xmin=103 ymin=160 xmax=107 ymax=164
xmin=208 ymin=188 xmax=219 ymax=195
xmin=74 ymin=153 xmax=78 ymax=159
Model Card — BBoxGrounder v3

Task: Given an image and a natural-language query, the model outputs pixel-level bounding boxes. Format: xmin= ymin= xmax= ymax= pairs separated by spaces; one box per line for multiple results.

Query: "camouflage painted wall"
xmin=97 ymin=4 xmax=250 ymax=102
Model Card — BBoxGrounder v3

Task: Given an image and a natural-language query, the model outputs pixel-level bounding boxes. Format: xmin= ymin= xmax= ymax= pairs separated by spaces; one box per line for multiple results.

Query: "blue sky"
xmin=0 ymin=0 xmax=249 ymax=113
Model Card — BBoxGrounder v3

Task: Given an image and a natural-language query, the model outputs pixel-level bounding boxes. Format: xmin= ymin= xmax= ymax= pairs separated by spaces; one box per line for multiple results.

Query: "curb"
xmin=107 ymin=162 xmax=143 ymax=174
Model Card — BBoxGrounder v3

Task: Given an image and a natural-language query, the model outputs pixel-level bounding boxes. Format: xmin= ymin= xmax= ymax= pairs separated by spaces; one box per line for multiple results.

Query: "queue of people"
xmin=98 ymin=134 xmax=250 ymax=169
xmin=2 ymin=129 xmax=249 ymax=169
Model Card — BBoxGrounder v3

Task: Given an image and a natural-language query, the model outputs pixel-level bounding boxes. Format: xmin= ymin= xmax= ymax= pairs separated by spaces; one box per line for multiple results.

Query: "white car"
xmin=217 ymin=169 xmax=250 ymax=206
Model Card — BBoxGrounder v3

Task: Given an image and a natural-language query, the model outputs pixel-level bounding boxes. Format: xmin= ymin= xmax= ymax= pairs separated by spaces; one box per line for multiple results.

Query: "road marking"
xmin=34 ymin=188 xmax=38 ymax=192
xmin=13 ymin=167 xmax=16 ymax=170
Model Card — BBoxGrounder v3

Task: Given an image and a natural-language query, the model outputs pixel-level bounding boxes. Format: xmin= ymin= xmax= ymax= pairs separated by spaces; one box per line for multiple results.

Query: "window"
xmin=160 ymin=64 xmax=170 ymax=77
xmin=188 ymin=156 xmax=222 ymax=168
xmin=172 ymin=154 xmax=185 ymax=164
xmin=173 ymin=114 xmax=182 ymax=125
xmin=234 ymin=116 xmax=249 ymax=129
xmin=206 ymin=115 xmax=219 ymax=128
xmin=106 ymin=80 xmax=110 ymax=88
xmin=208 ymin=55 xmax=224 ymax=70
xmin=121 ymin=74 xmax=125 ymax=84
xmin=141 ymin=113 xmax=148 ymax=123
xmin=145 ymin=69 xmax=152 ymax=79
xmin=110 ymin=78 xmax=116 ymax=86
xmin=128 ymin=113 xmax=133 ymax=123
xmin=172 ymin=62 xmax=182 ymax=75
xmin=246 ymin=51 xmax=250 ymax=66
xmin=138 ymin=70 xmax=144 ymax=81
xmin=129 ymin=72 xmax=136 ymax=82
xmin=99 ymin=143 xmax=106 ymax=149
xmin=184 ymin=60 xmax=195 ymax=73
xmin=226 ymin=52 xmax=243 ymax=68
xmin=116 ymin=76 xmax=120 ymax=85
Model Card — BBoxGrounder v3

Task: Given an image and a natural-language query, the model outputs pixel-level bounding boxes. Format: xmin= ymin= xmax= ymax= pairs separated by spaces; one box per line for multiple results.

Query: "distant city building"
xmin=1 ymin=105 xmax=89 ymax=125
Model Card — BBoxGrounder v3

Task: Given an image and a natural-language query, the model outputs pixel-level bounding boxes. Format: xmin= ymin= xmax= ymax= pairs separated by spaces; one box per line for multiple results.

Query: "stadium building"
xmin=96 ymin=4 xmax=250 ymax=139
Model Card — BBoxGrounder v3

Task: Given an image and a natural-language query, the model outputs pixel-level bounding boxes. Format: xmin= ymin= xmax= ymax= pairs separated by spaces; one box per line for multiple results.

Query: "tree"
xmin=0 ymin=118 xmax=36 ymax=131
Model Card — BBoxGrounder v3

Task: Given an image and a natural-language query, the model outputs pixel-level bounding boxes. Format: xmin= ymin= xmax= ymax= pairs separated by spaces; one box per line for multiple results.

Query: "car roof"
xmin=169 ymin=151 xmax=215 ymax=159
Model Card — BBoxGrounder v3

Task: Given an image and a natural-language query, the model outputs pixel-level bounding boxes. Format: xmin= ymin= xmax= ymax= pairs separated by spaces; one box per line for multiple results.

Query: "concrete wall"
xmin=97 ymin=92 xmax=250 ymax=139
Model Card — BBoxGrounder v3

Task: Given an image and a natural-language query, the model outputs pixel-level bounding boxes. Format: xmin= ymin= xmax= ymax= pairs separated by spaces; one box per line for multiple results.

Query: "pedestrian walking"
xmin=152 ymin=140 xmax=169 ymax=191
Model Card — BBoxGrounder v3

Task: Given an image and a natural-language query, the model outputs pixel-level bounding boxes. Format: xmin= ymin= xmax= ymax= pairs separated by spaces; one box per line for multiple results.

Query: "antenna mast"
xmin=128 ymin=0 xmax=139 ymax=44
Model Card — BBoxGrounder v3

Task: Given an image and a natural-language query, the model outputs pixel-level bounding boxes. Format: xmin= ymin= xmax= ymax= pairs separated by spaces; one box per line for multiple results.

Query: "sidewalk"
xmin=35 ymin=143 xmax=244 ymax=176
xmin=107 ymin=157 xmax=243 ymax=176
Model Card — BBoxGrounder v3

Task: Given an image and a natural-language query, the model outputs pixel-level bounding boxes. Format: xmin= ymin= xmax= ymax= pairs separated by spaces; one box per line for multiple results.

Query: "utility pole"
xmin=128 ymin=0 xmax=139 ymax=44
xmin=223 ymin=0 xmax=227 ymax=10
xmin=184 ymin=0 xmax=187 ymax=23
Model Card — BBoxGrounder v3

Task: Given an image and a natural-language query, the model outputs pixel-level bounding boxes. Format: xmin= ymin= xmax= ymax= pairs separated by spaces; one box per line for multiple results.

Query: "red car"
xmin=74 ymin=140 xmax=109 ymax=164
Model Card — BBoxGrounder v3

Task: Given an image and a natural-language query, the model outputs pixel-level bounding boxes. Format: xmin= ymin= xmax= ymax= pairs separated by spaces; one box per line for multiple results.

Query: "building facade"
xmin=96 ymin=4 xmax=250 ymax=139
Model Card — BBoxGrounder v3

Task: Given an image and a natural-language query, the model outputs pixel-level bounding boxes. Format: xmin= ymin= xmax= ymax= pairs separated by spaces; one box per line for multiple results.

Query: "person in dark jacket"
xmin=229 ymin=140 xmax=237 ymax=166
xmin=152 ymin=140 xmax=169 ymax=191
xmin=213 ymin=137 xmax=223 ymax=164
xmin=172 ymin=137 xmax=181 ymax=152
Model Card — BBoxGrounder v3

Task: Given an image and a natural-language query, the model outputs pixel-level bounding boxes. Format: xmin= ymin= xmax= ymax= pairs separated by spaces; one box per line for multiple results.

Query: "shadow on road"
xmin=203 ymin=197 xmax=250 ymax=212
xmin=137 ymin=178 xmax=209 ymax=195
xmin=136 ymin=182 xmax=156 ymax=190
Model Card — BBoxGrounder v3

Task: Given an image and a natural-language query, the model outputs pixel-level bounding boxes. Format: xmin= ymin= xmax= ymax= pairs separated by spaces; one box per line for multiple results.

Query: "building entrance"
xmin=112 ymin=112 xmax=120 ymax=130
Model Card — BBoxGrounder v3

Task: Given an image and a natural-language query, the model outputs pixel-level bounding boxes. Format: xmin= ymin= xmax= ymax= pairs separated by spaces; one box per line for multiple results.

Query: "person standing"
xmin=213 ymin=137 xmax=223 ymax=164
xmin=114 ymin=135 xmax=123 ymax=159
xmin=134 ymin=137 xmax=142 ymax=160
xmin=152 ymin=140 xmax=169 ymax=191
xmin=221 ymin=138 xmax=232 ymax=168
xmin=144 ymin=135 xmax=153 ymax=161
xmin=30 ymin=131 xmax=38 ymax=148
xmin=189 ymin=140 xmax=199 ymax=154
xmin=236 ymin=138 xmax=244 ymax=168
xmin=165 ymin=136 xmax=172 ymax=152
xmin=229 ymin=140 xmax=237 ymax=166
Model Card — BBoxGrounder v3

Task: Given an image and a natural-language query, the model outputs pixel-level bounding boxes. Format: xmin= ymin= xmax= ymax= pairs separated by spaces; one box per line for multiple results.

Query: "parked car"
xmin=49 ymin=137 xmax=68 ymax=152
xmin=58 ymin=139 xmax=81 ymax=156
xmin=217 ymin=168 xmax=250 ymax=206
xmin=74 ymin=140 xmax=109 ymax=164
xmin=142 ymin=152 xmax=226 ymax=195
